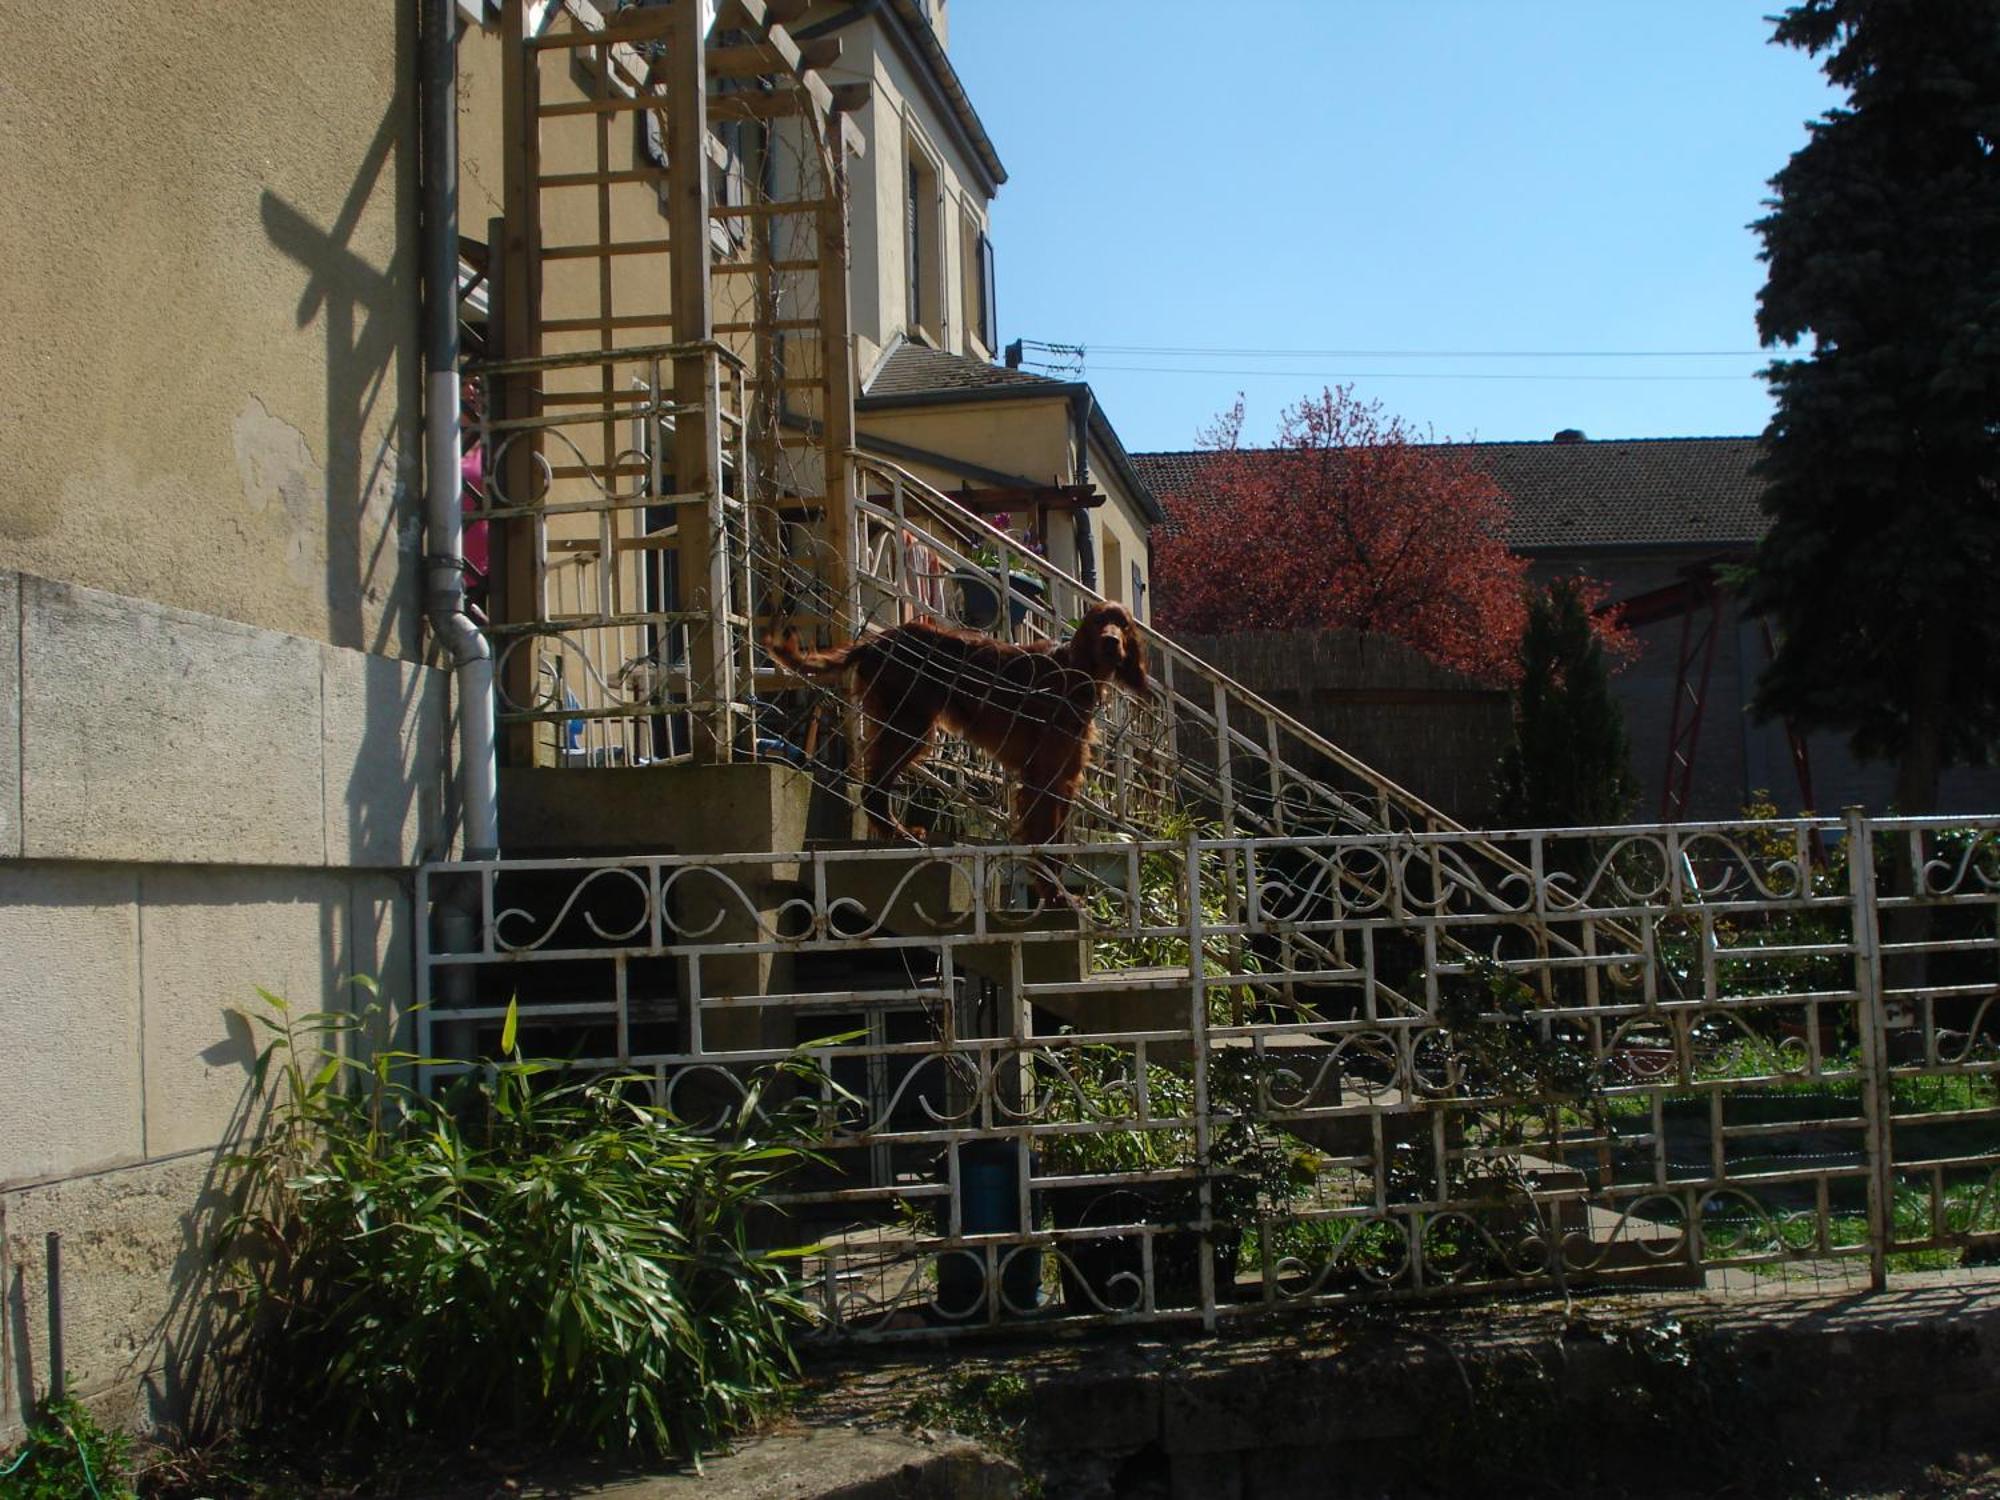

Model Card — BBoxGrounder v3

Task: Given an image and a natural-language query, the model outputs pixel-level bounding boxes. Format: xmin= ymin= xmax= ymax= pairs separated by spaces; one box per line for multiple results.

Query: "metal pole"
xmin=1188 ymin=829 xmax=1216 ymax=1330
xmin=1848 ymin=806 xmax=1892 ymax=1292
xmin=45 ymin=1233 xmax=64 ymax=1401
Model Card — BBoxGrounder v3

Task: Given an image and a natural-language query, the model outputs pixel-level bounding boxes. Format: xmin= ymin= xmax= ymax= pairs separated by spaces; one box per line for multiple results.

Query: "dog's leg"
xmin=862 ymin=723 xmax=934 ymax=842
xmin=1013 ymin=762 xmax=1084 ymax=908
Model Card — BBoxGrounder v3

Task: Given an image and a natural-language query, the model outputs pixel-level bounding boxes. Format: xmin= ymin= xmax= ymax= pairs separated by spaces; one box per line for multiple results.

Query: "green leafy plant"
xmin=0 ymin=1391 xmax=135 ymax=1500
xmin=1088 ymin=814 xmax=1279 ymax=1027
xmin=1036 ymin=1040 xmax=1314 ymax=1243
xmin=1037 ymin=1033 xmax=1195 ymax=1170
xmin=1436 ymin=959 xmax=1601 ymax=1115
xmin=222 ymin=993 xmax=841 ymax=1463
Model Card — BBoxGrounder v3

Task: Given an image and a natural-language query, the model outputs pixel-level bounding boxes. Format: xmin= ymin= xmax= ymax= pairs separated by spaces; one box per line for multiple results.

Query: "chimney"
xmin=1553 ymin=428 xmax=1587 ymax=443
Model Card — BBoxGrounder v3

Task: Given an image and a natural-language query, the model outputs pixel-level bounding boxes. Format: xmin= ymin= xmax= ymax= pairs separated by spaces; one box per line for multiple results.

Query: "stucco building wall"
xmin=0 ymin=1 xmax=423 ymax=660
xmin=840 ymin=16 xmax=993 ymax=371
xmin=854 ymin=397 xmax=1156 ymax=612
xmin=1087 ymin=434 xmax=1154 ymax=620
xmin=0 ymin=0 xmax=451 ymax=1442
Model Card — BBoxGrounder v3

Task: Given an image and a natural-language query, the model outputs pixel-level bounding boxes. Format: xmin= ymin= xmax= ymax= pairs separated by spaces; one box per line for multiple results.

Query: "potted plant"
xmin=950 ymin=515 xmax=1048 ymax=632
xmin=933 ymin=1138 xmax=1046 ymax=1320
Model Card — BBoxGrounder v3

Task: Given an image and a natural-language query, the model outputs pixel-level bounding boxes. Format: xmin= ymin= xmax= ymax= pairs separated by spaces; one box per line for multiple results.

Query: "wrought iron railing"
xmin=467 ymin=341 xmax=756 ymax=766
xmin=418 ymin=813 xmax=2000 ymax=1337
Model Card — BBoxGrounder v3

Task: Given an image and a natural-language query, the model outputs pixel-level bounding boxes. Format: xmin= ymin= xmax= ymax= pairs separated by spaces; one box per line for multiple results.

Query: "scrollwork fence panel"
xmin=417 ymin=813 xmax=2000 ymax=1337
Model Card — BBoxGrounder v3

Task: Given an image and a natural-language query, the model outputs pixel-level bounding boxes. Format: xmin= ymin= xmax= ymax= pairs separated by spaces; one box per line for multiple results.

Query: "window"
xmin=1131 ymin=562 xmax=1146 ymax=623
xmin=904 ymin=134 xmax=942 ymax=341
xmin=961 ymin=212 xmax=995 ymax=354
xmin=709 ymin=118 xmax=749 ymax=255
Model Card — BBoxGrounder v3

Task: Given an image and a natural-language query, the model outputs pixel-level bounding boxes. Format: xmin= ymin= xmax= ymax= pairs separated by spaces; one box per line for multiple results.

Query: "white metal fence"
xmin=418 ymin=812 xmax=2000 ymax=1338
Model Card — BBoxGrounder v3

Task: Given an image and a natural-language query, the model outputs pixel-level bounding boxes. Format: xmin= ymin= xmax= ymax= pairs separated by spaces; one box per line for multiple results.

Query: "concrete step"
xmin=1025 ymin=964 xmax=1193 ymax=1033
xmin=810 ymin=841 xmax=981 ymax=934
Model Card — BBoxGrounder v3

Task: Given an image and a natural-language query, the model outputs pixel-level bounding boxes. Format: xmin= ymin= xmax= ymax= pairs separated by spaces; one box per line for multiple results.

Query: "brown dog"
xmin=767 ymin=603 xmax=1150 ymax=846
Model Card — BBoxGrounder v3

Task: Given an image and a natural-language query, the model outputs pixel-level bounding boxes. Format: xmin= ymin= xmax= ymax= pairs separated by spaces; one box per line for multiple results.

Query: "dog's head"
xmin=1074 ymin=602 xmax=1150 ymax=697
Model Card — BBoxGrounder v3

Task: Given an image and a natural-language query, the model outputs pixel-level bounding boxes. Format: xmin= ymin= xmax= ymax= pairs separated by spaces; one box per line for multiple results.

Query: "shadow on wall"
xmin=1 ymin=870 xmax=411 ymax=1434
xmin=262 ymin=0 xmax=453 ymax=867
xmin=141 ymin=986 xmax=413 ymax=1441
xmin=256 ymin=0 xmax=423 ymax=664
xmin=0 ymin=972 xmax=414 ymax=1443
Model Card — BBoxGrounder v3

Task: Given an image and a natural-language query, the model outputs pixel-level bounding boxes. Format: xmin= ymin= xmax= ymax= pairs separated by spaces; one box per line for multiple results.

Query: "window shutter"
xmin=978 ymin=233 xmax=997 ymax=350
xmin=907 ymin=163 xmax=921 ymax=330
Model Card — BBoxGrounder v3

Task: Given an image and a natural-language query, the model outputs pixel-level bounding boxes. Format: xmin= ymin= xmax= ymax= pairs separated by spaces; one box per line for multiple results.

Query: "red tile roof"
xmin=1132 ymin=436 xmax=1767 ymax=552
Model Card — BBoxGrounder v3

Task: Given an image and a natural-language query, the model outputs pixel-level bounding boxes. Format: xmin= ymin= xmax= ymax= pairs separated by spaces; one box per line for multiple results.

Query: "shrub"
xmin=222 ymin=994 xmax=835 ymax=1463
xmin=0 ymin=1391 xmax=135 ymax=1500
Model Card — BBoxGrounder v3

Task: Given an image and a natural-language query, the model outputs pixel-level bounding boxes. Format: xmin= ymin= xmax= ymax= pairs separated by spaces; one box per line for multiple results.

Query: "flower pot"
xmin=952 ymin=568 xmax=1046 ymax=632
xmin=934 ymin=1140 xmax=1045 ymax=1320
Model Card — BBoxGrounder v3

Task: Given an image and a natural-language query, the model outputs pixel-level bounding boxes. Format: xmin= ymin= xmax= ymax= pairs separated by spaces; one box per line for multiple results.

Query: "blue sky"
xmin=948 ymin=2 xmax=1842 ymax=453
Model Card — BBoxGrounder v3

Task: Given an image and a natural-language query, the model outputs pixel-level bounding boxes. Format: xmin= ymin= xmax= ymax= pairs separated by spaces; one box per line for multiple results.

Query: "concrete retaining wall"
xmin=0 ymin=569 xmax=446 ymax=1440
xmin=814 ymin=1271 xmax=2000 ymax=1499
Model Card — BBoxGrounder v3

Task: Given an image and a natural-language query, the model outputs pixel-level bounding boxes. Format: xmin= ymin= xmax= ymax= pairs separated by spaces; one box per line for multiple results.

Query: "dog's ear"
xmin=1114 ymin=614 xmax=1150 ymax=696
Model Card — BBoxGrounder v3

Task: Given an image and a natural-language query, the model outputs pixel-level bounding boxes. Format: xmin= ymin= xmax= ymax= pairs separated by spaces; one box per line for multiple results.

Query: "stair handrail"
xmin=845 ymin=451 xmax=1655 ymax=978
xmin=852 ymin=457 xmax=1511 ymax=850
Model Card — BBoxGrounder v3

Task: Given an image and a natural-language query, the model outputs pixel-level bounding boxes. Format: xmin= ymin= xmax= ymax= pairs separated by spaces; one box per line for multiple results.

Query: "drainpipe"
xmin=422 ymin=0 xmax=499 ymax=860
xmin=1070 ymin=389 xmax=1098 ymax=592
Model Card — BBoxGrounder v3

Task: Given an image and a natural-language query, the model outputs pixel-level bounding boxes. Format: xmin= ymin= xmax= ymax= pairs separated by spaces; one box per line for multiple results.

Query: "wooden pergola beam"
xmin=945 ymin=484 xmax=1105 ymax=513
xmin=706 ymin=35 xmax=841 ymax=79
xmin=716 ymin=0 xmax=865 ymax=156
xmin=705 ymin=86 xmax=826 ymax=122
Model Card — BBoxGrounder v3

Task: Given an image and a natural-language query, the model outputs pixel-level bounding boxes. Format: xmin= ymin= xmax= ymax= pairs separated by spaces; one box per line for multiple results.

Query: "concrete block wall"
xmin=0 ymin=569 xmax=447 ymax=1440
xmin=1177 ymin=628 xmax=1514 ymax=825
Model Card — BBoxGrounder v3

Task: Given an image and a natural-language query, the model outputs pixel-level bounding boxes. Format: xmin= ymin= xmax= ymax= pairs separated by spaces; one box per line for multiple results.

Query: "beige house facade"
xmin=0 ymin=0 xmax=446 ymax=1439
xmin=0 ymin=0 xmax=1160 ymax=1440
xmin=820 ymin=0 xmax=1164 ymax=615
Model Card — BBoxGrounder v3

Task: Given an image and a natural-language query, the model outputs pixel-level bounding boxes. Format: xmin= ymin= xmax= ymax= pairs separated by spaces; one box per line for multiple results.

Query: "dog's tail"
xmin=764 ymin=627 xmax=862 ymax=679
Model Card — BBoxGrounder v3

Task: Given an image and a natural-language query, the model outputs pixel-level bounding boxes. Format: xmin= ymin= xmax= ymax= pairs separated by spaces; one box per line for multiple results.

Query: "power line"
xmin=1087 ymin=363 xmax=1760 ymax=383
xmin=1084 ymin=344 xmax=1766 ymax=359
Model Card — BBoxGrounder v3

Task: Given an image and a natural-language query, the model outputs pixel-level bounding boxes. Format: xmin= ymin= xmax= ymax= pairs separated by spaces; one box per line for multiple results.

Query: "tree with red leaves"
xmin=1154 ymin=387 xmax=1532 ymax=682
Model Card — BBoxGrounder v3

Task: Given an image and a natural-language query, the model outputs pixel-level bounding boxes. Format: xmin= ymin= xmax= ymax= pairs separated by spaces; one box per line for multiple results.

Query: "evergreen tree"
xmin=1749 ymin=0 xmax=2000 ymax=812
xmin=1495 ymin=579 xmax=1636 ymax=827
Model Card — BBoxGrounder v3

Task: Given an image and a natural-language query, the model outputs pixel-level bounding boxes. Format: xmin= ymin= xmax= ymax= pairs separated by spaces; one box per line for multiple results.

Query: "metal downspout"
xmin=421 ymin=0 xmax=499 ymax=860
xmin=1071 ymin=389 xmax=1098 ymax=592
